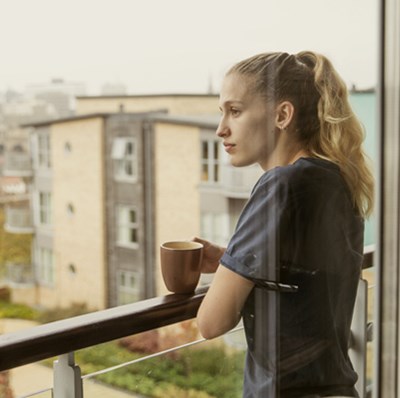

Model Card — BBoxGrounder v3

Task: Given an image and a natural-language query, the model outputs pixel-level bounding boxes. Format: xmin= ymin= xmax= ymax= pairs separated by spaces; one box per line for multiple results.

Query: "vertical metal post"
xmin=378 ymin=0 xmax=400 ymax=396
xmin=53 ymin=352 xmax=83 ymax=398
xmin=349 ymin=279 xmax=368 ymax=397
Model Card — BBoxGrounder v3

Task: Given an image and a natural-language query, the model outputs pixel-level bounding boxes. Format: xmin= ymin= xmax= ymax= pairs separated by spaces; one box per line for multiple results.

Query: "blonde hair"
xmin=229 ymin=51 xmax=374 ymax=218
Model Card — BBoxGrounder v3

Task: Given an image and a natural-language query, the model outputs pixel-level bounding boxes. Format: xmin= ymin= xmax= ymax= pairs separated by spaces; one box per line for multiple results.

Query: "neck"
xmin=260 ymin=144 xmax=310 ymax=172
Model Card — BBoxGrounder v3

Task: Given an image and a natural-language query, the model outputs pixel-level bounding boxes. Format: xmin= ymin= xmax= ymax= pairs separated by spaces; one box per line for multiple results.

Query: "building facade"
xmin=2 ymin=91 xmax=376 ymax=310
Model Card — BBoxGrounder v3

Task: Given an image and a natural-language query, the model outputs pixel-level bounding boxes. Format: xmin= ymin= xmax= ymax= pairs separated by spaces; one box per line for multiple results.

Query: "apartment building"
xmin=1 ymin=93 xmax=260 ymax=310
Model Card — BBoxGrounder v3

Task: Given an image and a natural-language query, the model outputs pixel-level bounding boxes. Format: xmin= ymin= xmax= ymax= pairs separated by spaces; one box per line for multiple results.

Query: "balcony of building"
xmin=5 ymin=263 xmax=34 ymax=287
xmin=219 ymin=163 xmax=262 ymax=198
xmin=0 ymin=248 xmax=374 ymax=398
xmin=2 ymin=152 xmax=33 ymax=178
xmin=3 ymin=203 xmax=34 ymax=234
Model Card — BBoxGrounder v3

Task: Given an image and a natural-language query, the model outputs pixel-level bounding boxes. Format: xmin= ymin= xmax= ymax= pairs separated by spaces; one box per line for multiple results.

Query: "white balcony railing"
xmin=4 ymin=205 xmax=34 ymax=233
xmin=219 ymin=163 xmax=263 ymax=198
xmin=5 ymin=263 xmax=34 ymax=286
xmin=2 ymin=153 xmax=33 ymax=177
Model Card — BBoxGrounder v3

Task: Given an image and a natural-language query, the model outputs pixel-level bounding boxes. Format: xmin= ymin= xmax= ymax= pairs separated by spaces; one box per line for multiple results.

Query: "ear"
xmin=275 ymin=101 xmax=295 ymax=130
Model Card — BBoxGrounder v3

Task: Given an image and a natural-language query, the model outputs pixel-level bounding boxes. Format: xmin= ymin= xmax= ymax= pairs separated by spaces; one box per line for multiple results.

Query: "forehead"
xmin=219 ymin=73 xmax=255 ymax=106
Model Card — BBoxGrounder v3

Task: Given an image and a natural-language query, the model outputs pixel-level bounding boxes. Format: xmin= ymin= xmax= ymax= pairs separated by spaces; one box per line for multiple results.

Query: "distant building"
xmin=101 ymin=82 xmax=128 ymax=96
xmin=0 ymin=176 xmax=27 ymax=195
xmin=25 ymin=78 xmax=86 ymax=117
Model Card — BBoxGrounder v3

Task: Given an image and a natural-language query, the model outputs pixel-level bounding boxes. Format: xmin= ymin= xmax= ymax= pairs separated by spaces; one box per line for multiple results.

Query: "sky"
xmin=0 ymin=0 xmax=380 ymax=95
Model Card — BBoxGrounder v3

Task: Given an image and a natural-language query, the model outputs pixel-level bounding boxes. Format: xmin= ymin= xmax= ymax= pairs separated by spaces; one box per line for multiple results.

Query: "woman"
xmin=195 ymin=52 xmax=374 ymax=397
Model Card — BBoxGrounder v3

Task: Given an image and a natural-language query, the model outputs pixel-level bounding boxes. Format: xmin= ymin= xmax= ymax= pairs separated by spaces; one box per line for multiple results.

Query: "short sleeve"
xmin=220 ymin=170 xmax=290 ymax=283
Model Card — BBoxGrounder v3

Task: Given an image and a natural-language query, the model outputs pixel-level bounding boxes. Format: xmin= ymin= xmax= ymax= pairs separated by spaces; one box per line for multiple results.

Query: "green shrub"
xmin=37 ymin=302 xmax=90 ymax=323
xmin=153 ymin=383 xmax=215 ymax=398
xmin=72 ymin=340 xmax=245 ymax=398
xmin=0 ymin=300 xmax=38 ymax=320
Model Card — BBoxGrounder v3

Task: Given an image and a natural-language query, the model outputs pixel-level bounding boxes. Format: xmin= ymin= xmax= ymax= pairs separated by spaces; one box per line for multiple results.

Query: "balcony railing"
xmin=0 ymin=248 xmax=374 ymax=397
xmin=4 ymin=205 xmax=34 ymax=233
xmin=219 ymin=163 xmax=262 ymax=197
xmin=5 ymin=263 xmax=34 ymax=286
xmin=3 ymin=153 xmax=33 ymax=177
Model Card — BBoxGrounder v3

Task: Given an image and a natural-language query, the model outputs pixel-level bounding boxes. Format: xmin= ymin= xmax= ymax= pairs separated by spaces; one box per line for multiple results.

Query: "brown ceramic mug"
xmin=160 ymin=241 xmax=203 ymax=294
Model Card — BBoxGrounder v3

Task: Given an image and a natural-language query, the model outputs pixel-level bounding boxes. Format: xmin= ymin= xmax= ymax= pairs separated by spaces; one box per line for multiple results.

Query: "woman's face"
xmin=217 ymin=72 xmax=277 ymax=170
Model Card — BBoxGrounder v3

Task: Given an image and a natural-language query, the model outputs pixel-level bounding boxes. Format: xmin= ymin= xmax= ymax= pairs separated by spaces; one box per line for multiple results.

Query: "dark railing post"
xmin=349 ymin=278 xmax=369 ymax=397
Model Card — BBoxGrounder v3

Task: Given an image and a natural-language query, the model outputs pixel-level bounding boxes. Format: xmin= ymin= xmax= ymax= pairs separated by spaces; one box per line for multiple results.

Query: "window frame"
xmin=37 ymin=132 xmax=51 ymax=169
xmin=117 ymin=270 xmax=141 ymax=304
xmin=116 ymin=205 xmax=139 ymax=249
xmin=200 ymin=138 xmax=220 ymax=184
xmin=112 ymin=137 xmax=138 ymax=182
xmin=37 ymin=191 xmax=52 ymax=227
xmin=35 ymin=246 xmax=55 ymax=286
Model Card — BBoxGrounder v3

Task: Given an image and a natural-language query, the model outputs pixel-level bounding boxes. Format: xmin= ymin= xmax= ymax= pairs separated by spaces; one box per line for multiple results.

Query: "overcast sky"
xmin=0 ymin=0 xmax=379 ymax=95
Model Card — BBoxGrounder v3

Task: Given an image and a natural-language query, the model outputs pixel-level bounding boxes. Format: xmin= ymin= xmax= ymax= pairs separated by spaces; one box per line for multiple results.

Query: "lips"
xmin=223 ymin=142 xmax=235 ymax=153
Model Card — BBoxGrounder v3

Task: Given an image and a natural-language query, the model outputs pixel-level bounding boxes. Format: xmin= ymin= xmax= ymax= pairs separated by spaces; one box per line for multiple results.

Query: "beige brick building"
xmin=4 ymin=94 xmax=259 ymax=310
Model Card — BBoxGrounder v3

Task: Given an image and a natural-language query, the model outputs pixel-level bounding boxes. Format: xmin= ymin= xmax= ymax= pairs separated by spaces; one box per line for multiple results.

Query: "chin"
xmin=230 ymin=158 xmax=253 ymax=168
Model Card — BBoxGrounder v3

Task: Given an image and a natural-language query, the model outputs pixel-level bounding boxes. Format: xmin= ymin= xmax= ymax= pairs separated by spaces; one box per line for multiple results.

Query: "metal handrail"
xmin=0 ymin=286 xmax=208 ymax=372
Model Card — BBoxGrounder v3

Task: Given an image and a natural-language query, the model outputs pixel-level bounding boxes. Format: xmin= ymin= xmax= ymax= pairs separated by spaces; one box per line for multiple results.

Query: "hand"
xmin=192 ymin=237 xmax=226 ymax=274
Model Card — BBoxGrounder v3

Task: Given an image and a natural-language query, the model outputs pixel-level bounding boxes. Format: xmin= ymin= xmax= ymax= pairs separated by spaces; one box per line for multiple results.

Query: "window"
xmin=117 ymin=270 xmax=141 ymax=304
xmin=36 ymin=247 xmax=54 ymax=285
xmin=201 ymin=139 xmax=220 ymax=183
xmin=38 ymin=133 xmax=51 ymax=168
xmin=64 ymin=142 xmax=72 ymax=154
xmin=38 ymin=192 xmax=52 ymax=226
xmin=66 ymin=203 xmax=75 ymax=216
xmin=112 ymin=138 xmax=138 ymax=181
xmin=117 ymin=205 xmax=138 ymax=247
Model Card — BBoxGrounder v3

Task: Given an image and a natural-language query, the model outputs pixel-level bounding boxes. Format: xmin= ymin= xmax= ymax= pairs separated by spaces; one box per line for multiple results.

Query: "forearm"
xmin=197 ymin=265 xmax=254 ymax=339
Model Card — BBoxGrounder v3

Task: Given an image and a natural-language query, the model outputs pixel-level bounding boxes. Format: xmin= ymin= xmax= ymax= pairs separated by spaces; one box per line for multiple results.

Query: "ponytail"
xmin=296 ymin=51 xmax=374 ymax=217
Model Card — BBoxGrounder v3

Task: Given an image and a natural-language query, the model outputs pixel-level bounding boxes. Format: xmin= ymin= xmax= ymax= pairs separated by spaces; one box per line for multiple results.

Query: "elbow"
xmin=197 ymin=317 xmax=220 ymax=340
xmin=197 ymin=309 xmax=238 ymax=340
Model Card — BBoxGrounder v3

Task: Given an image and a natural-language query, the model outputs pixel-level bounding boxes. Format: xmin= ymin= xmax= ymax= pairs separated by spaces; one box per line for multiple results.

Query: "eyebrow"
xmin=219 ymin=100 xmax=244 ymax=108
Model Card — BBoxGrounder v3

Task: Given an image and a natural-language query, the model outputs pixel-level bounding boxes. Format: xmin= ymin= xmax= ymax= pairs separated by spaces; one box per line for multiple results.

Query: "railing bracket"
xmin=53 ymin=352 xmax=83 ymax=398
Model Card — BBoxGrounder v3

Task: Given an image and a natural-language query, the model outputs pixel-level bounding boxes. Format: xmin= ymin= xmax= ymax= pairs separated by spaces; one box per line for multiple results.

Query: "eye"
xmin=230 ymin=107 xmax=240 ymax=116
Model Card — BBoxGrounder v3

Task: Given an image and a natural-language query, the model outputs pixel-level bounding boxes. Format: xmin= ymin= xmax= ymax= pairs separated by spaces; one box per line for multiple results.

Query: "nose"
xmin=216 ymin=117 xmax=230 ymax=138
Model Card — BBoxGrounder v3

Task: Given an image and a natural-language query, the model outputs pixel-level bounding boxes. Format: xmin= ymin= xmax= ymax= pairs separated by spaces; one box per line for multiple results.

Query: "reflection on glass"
xmin=81 ymin=325 xmax=246 ymax=398
xmin=13 ymin=389 xmax=52 ymax=398
xmin=27 ymin=391 xmax=53 ymax=398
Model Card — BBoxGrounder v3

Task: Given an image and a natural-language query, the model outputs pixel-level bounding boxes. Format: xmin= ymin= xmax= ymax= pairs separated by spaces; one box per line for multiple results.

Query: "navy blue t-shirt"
xmin=221 ymin=158 xmax=364 ymax=398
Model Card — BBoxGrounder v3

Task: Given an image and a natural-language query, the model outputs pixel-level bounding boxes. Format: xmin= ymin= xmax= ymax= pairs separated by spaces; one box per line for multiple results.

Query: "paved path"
xmin=1 ymin=318 xmax=140 ymax=398
xmin=11 ymin=363 xmax=139 ymax=398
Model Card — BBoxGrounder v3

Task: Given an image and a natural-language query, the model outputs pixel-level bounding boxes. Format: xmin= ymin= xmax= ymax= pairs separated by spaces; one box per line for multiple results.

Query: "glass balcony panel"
xmin=220 ymin=163 xmax=263 ymax=197
xmin=3 ymin=153 xmax=33 ymax=177
xmin=4 ymin=205 xmax=34 ymax=233
xmin=83 ymin=380 xmax=137 ymax=397
xmin=6 ymin=263 xmax=34 ymax=285
xmin=9 ymin=363 xmax=52 ymax=398
xmin=18 ymin=390 xmax=52 ymax=397
xmin=82 ymin=325 xmax=246 ymax=398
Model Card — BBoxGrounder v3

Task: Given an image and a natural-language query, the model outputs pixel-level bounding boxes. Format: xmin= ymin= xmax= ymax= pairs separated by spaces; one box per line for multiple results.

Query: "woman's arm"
xmin=197 ymin=265 xmax=254 ymax=339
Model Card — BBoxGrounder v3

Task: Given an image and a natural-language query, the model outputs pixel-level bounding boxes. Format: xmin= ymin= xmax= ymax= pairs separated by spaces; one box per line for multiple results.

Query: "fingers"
xmin=192 ymin=236 xmax=210 ymax=246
